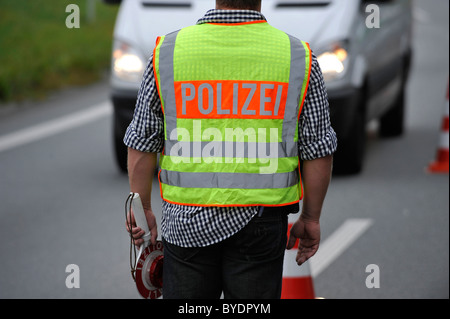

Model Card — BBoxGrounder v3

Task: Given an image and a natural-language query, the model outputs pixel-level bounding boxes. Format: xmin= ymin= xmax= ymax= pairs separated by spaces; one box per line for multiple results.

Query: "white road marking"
xmin=309 ymin=219 xmax=373 ymax=277
xmin=0 ymin=102 xmax=111 ymax=153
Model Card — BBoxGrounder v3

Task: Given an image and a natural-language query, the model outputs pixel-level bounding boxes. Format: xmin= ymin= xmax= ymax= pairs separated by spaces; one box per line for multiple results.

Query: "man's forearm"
xmin=300 ymin=155 xmax=333 ymax=221
xmin=127 ymin=147 xmax=157 ymax=210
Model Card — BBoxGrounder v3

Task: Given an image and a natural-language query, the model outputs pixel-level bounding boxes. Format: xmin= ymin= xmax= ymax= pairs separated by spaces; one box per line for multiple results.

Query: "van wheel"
xmin=379 ymin=65 xmax=406 ymax=138
xmin=113 ymin=112 xmax=128 ymax=174
xmin=379 ymin=84 xmax=405 ymax=138
xmin=333 ymin=93 xmax=366 ymax=175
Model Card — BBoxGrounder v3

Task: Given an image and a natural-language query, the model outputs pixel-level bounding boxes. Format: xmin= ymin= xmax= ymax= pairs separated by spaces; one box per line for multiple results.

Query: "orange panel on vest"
xmin=174 ymin=80 xmax=288 ymax=119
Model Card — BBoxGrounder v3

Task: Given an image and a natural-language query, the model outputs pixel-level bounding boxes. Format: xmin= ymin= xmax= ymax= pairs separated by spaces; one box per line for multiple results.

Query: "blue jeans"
xmin=162 ymin=207 xmax=292 ymax=299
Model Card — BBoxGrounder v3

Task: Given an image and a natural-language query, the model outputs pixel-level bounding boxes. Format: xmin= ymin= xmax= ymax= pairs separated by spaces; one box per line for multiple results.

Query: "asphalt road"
xmin=0 ymin=0 xmax=448 ymax=299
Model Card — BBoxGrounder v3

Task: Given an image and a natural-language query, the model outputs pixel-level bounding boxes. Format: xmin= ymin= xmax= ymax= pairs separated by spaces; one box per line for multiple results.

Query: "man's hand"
xmin=286 ymin=155 xmax=332 ymax=266
xmin=286 ymin=216 xmax=320 ymax=266
xmin=126 ymin=148 xmax=158 ymax=248
xmin=126 ymin=207 xmax=158 ymax=248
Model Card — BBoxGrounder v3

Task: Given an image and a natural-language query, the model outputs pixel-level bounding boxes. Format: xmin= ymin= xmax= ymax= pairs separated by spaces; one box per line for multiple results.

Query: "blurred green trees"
xmin=0 ymin=0 xmax=119 ymax=102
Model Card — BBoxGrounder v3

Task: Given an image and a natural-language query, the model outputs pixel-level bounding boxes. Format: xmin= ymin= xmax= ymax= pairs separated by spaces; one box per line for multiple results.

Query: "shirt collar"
xmin=197 ymin=9 xmax=267 ymax=25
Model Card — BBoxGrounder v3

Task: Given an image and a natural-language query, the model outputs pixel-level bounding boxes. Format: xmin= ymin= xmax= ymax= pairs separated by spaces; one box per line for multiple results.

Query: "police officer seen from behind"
xmin=125 ymin=0 xmax=337 ymax=299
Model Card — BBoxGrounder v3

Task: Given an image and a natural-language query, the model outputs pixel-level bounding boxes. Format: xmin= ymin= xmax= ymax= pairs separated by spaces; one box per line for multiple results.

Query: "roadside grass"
xmin=0 ymin=0 xmax=119 ymax=103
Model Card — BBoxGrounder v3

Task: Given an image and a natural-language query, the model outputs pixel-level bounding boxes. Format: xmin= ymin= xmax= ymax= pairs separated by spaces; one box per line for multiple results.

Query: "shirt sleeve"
xmin=298 ymin=53 xmax=338 ymax=160
xmin=123 ymin=56 xmax=165 ymax=153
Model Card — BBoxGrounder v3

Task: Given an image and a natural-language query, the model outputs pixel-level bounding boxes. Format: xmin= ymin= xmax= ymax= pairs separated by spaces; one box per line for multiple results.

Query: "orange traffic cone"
xmin=428 ymin=81 xmax=449 ymax=174
xmin=281 ymin=223 xmax=316 ymax=299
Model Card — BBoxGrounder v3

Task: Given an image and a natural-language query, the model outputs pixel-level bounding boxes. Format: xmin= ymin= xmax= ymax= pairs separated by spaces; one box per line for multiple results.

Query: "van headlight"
xmin=317 ymin=42 xmax=349 ymax=82
xmin=112 ymin=41 xmax=145 ymax=82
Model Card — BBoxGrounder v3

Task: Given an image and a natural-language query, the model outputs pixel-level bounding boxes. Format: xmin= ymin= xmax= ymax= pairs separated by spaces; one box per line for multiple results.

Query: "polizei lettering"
xmin=175 ymin=80 xmax=288 ymax=119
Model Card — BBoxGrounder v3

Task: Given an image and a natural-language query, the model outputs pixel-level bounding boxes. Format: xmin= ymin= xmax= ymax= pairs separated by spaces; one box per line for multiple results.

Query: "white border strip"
xmin=0 ymin=102 xmax=111 ymax=153
xmin=310 ymin=219 xmax=373 ymax=277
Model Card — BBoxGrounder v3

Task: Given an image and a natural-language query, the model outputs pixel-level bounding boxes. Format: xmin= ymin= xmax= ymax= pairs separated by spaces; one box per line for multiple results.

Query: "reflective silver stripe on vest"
xmin=158 ymin=30 xmax=180 ymax=135
xmin=283 ymin=35 xmax=308 ymax=143
xmin=160 ymin=169 xmax=299 ymax=189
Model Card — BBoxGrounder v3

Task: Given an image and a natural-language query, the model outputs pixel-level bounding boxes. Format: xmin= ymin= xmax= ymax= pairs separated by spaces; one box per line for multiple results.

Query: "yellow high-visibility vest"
xmin=154 ymin=20 xmax=312 ymax=207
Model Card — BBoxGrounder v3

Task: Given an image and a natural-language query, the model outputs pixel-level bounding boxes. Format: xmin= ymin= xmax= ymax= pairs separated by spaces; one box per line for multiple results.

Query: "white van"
xmin=105 ymin=0 xmax=413 ymax=174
